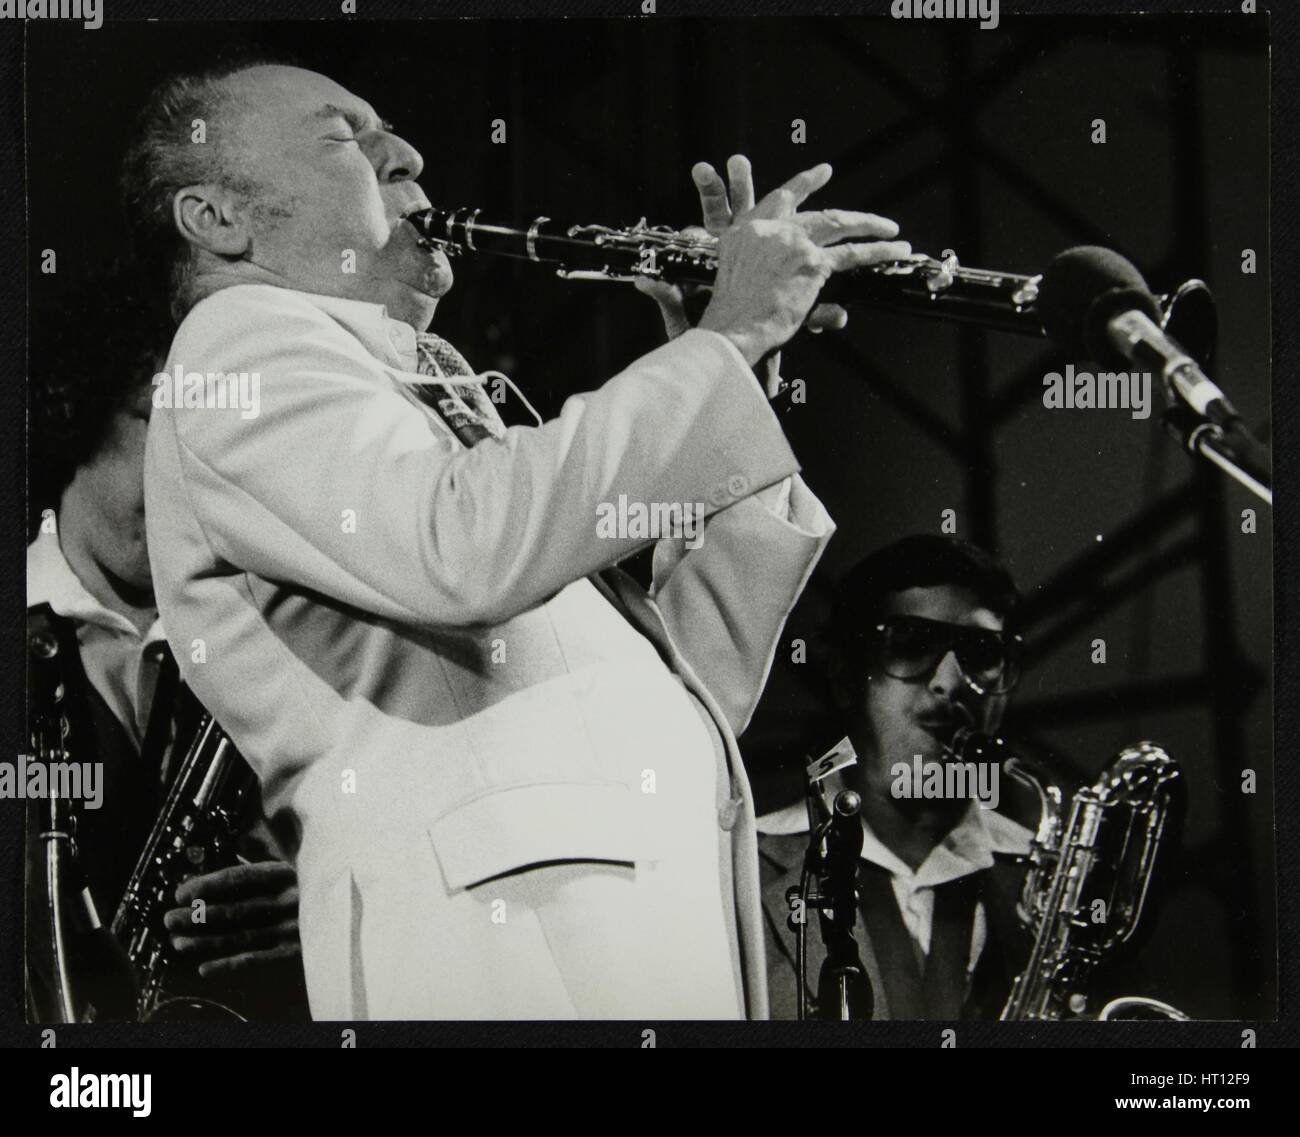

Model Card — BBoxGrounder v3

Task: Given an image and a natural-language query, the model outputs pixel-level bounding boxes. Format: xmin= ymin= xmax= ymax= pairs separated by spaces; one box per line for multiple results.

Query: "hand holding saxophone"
xmin=693 ymin=157 xmax=910 ymax=366
xmin=163 ymin=860 xmax=301 ymax=980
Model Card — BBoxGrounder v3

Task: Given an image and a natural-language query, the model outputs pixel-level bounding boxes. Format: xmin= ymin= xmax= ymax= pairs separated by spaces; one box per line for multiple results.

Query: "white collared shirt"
xmin=26 ymin=522 xmax=169 ymax=748
xmin=859 ymin=804 xmax=1031 ymax=969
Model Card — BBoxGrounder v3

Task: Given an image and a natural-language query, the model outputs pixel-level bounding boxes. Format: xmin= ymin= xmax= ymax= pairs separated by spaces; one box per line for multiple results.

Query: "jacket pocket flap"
xmin=428 ymin=781 xmax=656 ymax=891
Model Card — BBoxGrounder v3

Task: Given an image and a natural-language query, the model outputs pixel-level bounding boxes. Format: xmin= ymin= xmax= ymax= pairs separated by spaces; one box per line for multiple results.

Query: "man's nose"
xmin=367 ymin=131 xmax=424 ymax=183
xmin=929 ymin=649 xmax=968 ymax=696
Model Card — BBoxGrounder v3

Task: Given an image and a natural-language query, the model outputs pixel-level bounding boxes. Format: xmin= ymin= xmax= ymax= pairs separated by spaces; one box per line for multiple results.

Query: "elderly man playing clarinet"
xmin=130 ymin=61 xmax=909 ymax=1019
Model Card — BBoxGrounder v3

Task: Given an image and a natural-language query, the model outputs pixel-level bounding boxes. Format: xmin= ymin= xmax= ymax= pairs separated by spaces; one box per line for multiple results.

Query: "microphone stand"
xmin=1163 ymin=404 xmax=1272 ymax=506
xmin=1119 ymin=321 xmax=1273 ymax=506
xmin=789 ymin=743 xmax=874 ymax=1020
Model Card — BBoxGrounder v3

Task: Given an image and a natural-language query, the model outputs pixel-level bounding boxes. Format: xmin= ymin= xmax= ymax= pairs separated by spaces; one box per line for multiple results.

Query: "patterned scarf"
xmin=409 ymin=331 xmax=507 ymax=448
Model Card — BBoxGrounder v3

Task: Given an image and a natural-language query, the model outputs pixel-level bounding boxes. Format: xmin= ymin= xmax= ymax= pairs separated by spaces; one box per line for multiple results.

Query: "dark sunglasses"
xmin=873 ymin=615 xmax=1023 ymax=695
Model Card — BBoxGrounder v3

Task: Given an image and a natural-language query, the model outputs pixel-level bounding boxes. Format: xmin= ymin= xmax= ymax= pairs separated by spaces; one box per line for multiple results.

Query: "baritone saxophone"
xmin=983 ymin=733 xmax=1188 ymax=1022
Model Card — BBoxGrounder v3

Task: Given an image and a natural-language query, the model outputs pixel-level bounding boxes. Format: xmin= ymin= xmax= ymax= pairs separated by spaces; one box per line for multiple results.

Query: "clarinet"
xmin=406 ymin=207 xmax=1046 ymax=335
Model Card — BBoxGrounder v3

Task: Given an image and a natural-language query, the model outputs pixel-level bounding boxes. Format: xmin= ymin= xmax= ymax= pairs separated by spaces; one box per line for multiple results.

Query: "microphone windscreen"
xmin=1038 ymin=246 xmax=1161 ymax=364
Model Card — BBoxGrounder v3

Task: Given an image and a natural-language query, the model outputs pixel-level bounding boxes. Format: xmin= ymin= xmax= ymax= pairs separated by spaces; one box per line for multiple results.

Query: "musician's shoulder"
xmin=759 ymin=805 xmax=806 ymax=842
xmin=181 ymin=283 xmax=322 ymax=329
xmin=980 ymin=807 xmax=1034 ymax=856
xmin=172 ymin=285 xmax=361 ymax=376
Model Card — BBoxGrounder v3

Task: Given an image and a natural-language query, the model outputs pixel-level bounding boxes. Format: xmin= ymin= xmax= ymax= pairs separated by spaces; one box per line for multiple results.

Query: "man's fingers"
xmin=196 ymin=941 xmax=302 ymax=980
xmin=801 ymin=209 xmax=901 ymax=247
xmin=171 ymin=918 xmax=299 ymax=961
xmin=692 ymin=162 xmax=733 ymax=233
xmin=633 ymin=276 xmax=692 ymax=340
xmin=163 ymin=890 xmax=298 ymax=933
xmin=632 ymin=275 xmax=680 ymax=302
xmin=822 ymin=239 xmax=914 ymax=274
xmin=174 ymin=860 xmax=296 ymax=904
xmin=753 ymin=162 xmax=833 ymax=220
xmin=726 ymin=154 xmax=756 ymax=216
xmin=806 ymin=304 xmax=849 ymax=333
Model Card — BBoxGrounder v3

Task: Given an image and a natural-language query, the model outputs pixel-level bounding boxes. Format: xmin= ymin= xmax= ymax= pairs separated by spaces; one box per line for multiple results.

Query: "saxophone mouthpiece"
xmin=944 ymin=725 xmax=982 ymax=763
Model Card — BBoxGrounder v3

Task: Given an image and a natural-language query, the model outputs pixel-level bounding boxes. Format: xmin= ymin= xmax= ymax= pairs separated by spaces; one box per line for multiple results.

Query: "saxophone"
xmin=26 ymin=607 xmax=136 ymax=1023
xmin=111 ymin=712 xmax=257 ymax=1022
xmin=985 ymin=734 xmax=1188 ymax=1021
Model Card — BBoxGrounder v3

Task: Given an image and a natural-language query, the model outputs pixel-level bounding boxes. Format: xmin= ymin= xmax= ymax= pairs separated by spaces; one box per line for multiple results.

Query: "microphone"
xmin=823 ymin=789 xmax=865 ymax=885
xmin=1037 ymin=246 xmax=1239 ymax=427
xmin=815 ymin=789 xmax=873 ymax=1021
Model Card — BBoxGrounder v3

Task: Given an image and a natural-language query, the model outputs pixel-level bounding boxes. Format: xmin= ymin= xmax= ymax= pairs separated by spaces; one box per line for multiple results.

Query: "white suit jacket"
xmin=144 ymin=284 xmax=834 ymax=1019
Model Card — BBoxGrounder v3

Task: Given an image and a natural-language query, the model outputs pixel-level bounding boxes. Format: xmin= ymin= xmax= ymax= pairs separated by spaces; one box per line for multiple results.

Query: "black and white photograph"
xmin=1 ymin=0 xmax=1290 ymax=1086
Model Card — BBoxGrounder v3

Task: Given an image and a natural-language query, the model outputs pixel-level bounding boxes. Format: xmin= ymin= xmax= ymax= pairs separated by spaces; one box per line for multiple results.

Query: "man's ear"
xmin=173 ymin=183 xmax=252 ymax=258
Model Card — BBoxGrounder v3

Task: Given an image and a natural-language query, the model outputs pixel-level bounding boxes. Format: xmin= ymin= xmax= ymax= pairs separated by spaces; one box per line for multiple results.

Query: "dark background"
xmin=23 ymin=11 xmax=1273 ymax=1020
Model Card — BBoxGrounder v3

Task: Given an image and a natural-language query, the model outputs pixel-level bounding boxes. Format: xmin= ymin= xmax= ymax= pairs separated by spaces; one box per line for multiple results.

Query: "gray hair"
xmin=120 ymin=60 xmax=273 ymax=322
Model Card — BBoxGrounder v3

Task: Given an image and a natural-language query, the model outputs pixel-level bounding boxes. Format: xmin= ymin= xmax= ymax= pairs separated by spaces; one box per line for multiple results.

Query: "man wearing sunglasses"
xmin=758 ymin=534 xmax=1034 ymax=1019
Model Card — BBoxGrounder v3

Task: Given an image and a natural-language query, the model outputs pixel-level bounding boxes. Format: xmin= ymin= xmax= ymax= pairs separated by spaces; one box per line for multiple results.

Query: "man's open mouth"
xmin=916 ymin=710 xmax=981 ymax=764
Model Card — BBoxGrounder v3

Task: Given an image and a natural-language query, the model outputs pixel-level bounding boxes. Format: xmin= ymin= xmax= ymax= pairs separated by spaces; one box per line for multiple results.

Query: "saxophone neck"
xmin=1003 ymin=753 xmax=1064 ymax=849
xmin=945 ymin=728 xmax=1063 ymax=847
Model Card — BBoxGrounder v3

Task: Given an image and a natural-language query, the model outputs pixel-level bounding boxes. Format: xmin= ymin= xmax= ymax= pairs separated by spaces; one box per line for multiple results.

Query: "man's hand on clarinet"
xmin=638 ymin=155 xmax=908 ymax=376
xmin=700 ymin=158 xmax=908 ymax=366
